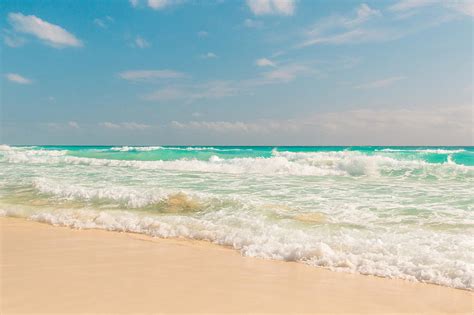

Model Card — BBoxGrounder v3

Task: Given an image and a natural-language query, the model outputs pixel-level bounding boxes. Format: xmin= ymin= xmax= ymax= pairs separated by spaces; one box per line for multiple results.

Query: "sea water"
xmin=0 ymin=145 xmax=472 ymax=289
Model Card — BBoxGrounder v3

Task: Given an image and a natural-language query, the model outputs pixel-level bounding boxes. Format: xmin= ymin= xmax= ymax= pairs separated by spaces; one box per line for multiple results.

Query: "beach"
xmin=1 ymin=145 xmax=473 ymax=290
xmin=1 ymin=217 xmax=472 ymax=314
xmin=2 ymin=0 xmax=473 ymax=312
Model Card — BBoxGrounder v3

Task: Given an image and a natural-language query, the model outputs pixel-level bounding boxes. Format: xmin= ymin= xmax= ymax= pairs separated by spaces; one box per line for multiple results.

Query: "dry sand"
xmin=1 ymin=217 xmax=472 ymax=314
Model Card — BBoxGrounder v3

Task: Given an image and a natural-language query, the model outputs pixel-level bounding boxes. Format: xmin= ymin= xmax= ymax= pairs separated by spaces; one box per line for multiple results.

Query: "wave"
xmin=2 ymin=145 xmax=472 ymax=178
xmin=378 ymin=148 xmax=467 ymax=154
xmin=110 ymin=146 xmax=164 ymax=152
xmin=0 ymin=206 xmax=471 ymax=290
xmin=110 ymin=146 xmax=250 ymax=152
xmin=31 ymin=178 xmax=233 ymax=211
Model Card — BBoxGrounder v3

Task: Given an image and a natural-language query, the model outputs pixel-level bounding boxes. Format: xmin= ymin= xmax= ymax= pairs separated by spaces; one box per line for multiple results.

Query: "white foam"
xmin=379 ymin=148 xmax=466 ymax=154
xmin=2 ymin=146 xmax=472 ymax=178
xmin=1 ymin=145 xmax=473 ymax=290
xmin=1 ymin=205 xmax=472 ymax=290
xmin=109 ymin=146 xmax=249 ymax=152
xmin=110 ymin=146 xmax=164 ymax=152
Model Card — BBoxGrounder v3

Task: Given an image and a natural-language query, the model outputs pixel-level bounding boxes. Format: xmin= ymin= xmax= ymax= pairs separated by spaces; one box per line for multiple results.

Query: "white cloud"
xmin=169 ymin=105 xmax=473 ymax=145
xmin=448 ymin=1 xmax=474 ymax=16
xmin=355 ymin=76 xmax=405 ymax=89
xmin=119 ymin=69 xmax=187 ymax=81
xmin=93 ymin=18 xmax=107 ymax=28
xmin=390 ymin=0 xmax=474 ymax=16
xmin=94 ymin=16 xmax=114 ymax=28
xmin=197 ymin=31 xmax=208 ymax=37
xmin=243 ymin=18 xmax=264 ymax=28
xmin=68 ymin=121 xmax=80 ymax=129
xmin=142 ymin=87 xmax=186 ymax=101
xmin=129 ymin=0 xmax=182 ymax=10
xmin=8 ymin=12 xmax=82 ymax=48
xmin=3 ymin=30 xmax=26 ymax=47
xmin=352 ymin=3 xmax=381 ymax=25
xmin=256 ymin=58 xmax=276 ymax=67
xmin=200 ymin=52 xmax=218 ymax=59
xmin=5 ymin=73 xmax=32 ymax=84
xmin=390 ymin=0 xmax=436 ymax=12
xmin=301 ymin=29 xmax=396 ymax=47
xmin=143 ymin=81 xmax=238 ymax=102
xmin=147 ymin=0 xmax=171 ymax=10
xmin=100 ymin=122 xmax=151 ymax=130
xmin=46 ymin=121 xmax=81 ymax=130
xmin=171 ymin=120 xmax=268 ymax=133
xmin=312 ymin=105 xmax=472 ymax=145
xmin=141 ymin=62 xmax=313 ymax=102
xmin=134 ymin=35 xmax=150 ymax=48
xmin=246 ymin=0 xmax=295 ymax=16
xmin=259 ymin=64 xmax=310 ymax=83
xmin=301 ymin=4 xmax=384 ymax=47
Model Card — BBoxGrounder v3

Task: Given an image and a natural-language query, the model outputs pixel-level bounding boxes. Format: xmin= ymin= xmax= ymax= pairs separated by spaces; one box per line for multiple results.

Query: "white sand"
xmin=1 ymin=217 xmax=472 ymax=314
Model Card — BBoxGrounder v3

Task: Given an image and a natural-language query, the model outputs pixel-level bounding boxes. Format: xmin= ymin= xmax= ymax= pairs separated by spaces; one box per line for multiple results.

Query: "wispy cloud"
xmin=2 ymin=29 xmax=26 ymax=47
xmin=171 ymin=120 xmax=271 ymax=133
xmin=93 ymin=16 xmax=114 ymax=28
xmin=148 ymin=0 xmax=172 ymax=10
xmin=258 ymin=64 xmax=311 ymax=83
xmin=303 ymin=29 xmax=397 ymax=46
xmin=119 ymin=69 xmax=187 ymax=81
xmin=246 ymin=0 xmax=296 ymax=16
xmin=68 ymin=121 xmax=80 ymax=129
xmin=169 ymin=105 xmax=472 ymax=145
xmin=142 ymin=87 xmax=187 ymax=101
xmin=300 ymin=4 xmax=383 ymax=47
xmin=199 ymin=52 xmax=218 ymax=59
xmin=243 ymin=18 xmax=264 ymax=28
xmin=355 ymin=76 xmax=405 ymax=89
xmin=313 ymin=105 xmax=472 ymax=145
xmin=140 ymin=60 xmax=314 ymax=103
xmin=99 ymin=121 xmax=151 ymax=130
xmin=197 ymin=30 xmax=208 ymax=37
xmin=7 ymin=12 xmax=82 ymax=48
xmin=46 ymin=121 xmax=80 ymax=130
xmin=142 ymin=80 xmax=237 ymax=102
xmin=5 ymin=73 xmax=32 ymax=84
xmin=130 ymin=0 xmax=182 ymax=10
xmin=390 ymin=0 xmax=474 ymax=16
xmin=308 ymin=3 xmax=380 ymax=33
xmin=134 ymin=35 xmax=150 ymax=48
xmin=256 ymin=58 xmax=276 ymax=67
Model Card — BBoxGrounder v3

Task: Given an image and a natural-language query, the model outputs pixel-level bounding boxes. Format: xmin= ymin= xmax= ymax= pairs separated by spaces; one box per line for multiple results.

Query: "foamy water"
xmin=0 ymin=145 xmax=472 ymax=289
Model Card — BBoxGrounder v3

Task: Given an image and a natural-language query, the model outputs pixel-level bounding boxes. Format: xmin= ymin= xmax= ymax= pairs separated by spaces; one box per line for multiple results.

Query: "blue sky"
xmin=1 ymin=0 xmax=473 ymax=145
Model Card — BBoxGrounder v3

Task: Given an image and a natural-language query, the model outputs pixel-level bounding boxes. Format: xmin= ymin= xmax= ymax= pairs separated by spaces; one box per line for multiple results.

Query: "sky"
xmin=1 ymin=0 xmax=473 ymax=145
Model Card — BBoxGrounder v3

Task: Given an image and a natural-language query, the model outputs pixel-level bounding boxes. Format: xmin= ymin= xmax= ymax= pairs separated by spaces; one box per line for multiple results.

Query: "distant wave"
xmin=378 ymin=148 xmax=467 ymax=154
xmin=110 ymin=145 xmax=250 ymax=152
xmin=1 ymin=145 xmax=472 ymax=179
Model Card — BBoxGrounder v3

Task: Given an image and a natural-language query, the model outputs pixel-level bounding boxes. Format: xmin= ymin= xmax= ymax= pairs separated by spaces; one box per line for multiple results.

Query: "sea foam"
xmin=0 ymin=144 xmax=473 ymax=290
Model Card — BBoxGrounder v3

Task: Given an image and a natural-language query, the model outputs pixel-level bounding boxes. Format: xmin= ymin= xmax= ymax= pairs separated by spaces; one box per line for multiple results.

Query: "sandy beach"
xmin=0 ymin=217 xmax=472 ymax=314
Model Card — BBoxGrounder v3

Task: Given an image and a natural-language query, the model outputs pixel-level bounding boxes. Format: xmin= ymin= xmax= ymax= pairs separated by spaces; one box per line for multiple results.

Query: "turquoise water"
xmin=0 ymin=145 xmax=473 ymax=289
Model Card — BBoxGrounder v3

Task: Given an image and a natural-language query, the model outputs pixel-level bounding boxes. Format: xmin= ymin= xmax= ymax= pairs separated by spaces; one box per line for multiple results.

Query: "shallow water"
xmin=0 ymin=145 xmax=472 ymax=289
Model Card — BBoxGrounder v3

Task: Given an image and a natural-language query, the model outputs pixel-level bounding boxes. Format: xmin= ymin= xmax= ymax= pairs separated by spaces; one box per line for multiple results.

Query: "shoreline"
xmin=1 ymin=217 xmax=472 ymax=314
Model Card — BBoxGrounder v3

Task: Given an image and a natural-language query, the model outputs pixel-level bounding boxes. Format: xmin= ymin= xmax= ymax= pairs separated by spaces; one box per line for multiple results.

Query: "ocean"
xmin=0 ymin=145 xmax=472 ymax=289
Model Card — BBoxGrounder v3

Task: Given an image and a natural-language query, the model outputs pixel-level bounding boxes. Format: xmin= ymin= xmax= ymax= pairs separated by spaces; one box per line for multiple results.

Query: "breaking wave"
xmin=0 ymin=144 xmax=473 ymax=290
xmin=1 ymin=145 xmax=472 ymax=179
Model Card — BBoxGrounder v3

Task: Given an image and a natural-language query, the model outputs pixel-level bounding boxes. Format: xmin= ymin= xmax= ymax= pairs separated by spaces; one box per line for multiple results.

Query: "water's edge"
xmin=1 ymin=145 xmax=473 ymax=290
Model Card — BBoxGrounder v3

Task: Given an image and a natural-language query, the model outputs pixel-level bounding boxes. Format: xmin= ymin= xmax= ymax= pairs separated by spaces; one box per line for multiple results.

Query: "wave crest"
xmin=1 ymin=145 xmax=472 ymax=179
